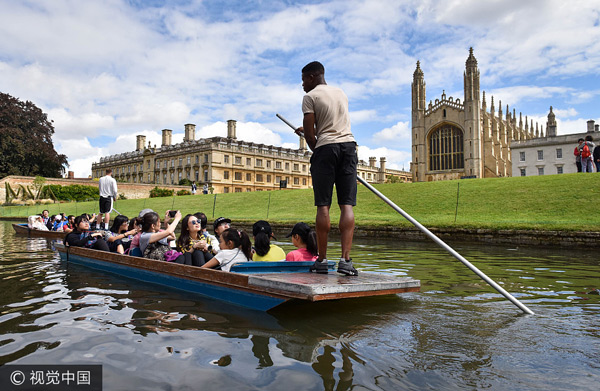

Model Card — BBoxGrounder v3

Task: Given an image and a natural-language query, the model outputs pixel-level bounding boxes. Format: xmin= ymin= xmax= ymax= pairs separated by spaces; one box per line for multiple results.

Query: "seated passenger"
xmin=139 ymin=210 xmax=185 ymax=263
xmin=64 ymin=215 xmax=110 ymax=251
xmin=52 ymin=215 xmax=66 ymax=231
xmin=195 ymin=212 xmax=220 ymax=255
xmin=103 ymin=215 xmax=137 ymax=254
xmin=252 ymin=220 xmax=286 ymax=261
xmin=285 ymin=222 xmax=319 ymax=262
xmin=201 ymin=228 xmax=252 ymax=272
xmin=176 ymin=214 xmax=215 ymax=266
xmin=28 ymin=215 xmax=48 ymax=230
xmin=128 ymin=217 xmax=143 ymax=252
xmin=212 ymin=216 xmax=231 ymax=239
xmin=63 ymin=215 xmax=75 ymax=234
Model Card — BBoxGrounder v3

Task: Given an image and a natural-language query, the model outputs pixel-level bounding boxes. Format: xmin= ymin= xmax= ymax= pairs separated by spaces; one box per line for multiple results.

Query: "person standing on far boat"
xmin=295 ymin=61 xmax=358 ymax=276
xmin=97 ymin=168 xmax=118 ymax=230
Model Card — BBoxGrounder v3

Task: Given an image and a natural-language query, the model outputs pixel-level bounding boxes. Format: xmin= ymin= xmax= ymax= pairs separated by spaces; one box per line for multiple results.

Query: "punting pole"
xmin=275 ymin=113 xmax=534 ymax=315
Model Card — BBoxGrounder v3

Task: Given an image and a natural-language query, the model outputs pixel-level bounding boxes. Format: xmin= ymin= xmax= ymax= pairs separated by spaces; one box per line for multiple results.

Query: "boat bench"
xmin=230 ymin=261 xmax=335 ymax=274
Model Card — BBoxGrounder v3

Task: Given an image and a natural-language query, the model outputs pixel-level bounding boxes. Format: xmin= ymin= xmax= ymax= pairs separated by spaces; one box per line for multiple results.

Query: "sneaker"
xmin=337 ymin=258 xmax=358 ymax=276
xmin=309 ymin=259 xmax=329 ymax=274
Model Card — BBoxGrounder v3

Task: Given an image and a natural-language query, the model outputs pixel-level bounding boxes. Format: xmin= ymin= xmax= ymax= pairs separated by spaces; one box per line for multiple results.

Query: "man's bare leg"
xmin=104 ymin=212 xmax=110 ymax=230
xmin=315 ymin=205 xmax=331 ymax=261
xmin=96 ymin=213 xmax=102 ymax=229
xmin=339 ymin=205 xmax=354 ymax=260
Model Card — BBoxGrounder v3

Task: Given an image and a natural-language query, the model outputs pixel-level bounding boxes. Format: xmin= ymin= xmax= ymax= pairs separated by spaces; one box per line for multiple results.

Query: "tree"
xmin=386 ymin=174 xmax=402 ymax=184
xmin=0 ymin=92 xmax=68 ymax=178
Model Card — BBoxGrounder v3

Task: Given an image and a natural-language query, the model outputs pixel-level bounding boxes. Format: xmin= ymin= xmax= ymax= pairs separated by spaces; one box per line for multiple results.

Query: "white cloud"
xmin=358 ymin=145 xmax=411 ymax=171
xmin=372 ymin=121 xmax=411 ymax=143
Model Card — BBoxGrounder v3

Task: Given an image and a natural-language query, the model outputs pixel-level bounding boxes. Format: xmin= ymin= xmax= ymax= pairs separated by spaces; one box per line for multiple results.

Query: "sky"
xmin=1 ymin=0 xmax=599 ymax=178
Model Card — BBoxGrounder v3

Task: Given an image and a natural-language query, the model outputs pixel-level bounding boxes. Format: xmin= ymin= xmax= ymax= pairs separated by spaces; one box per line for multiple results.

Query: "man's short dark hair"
xmin=578 ymin=138 xmax=584 ymax=142
xmin=106 ymin=168 xmax=113 ymax=174
xmin=302 ymin=61 xmax=325 ymax=76
xmin=585 ymin=135 xmax=593 ymax=141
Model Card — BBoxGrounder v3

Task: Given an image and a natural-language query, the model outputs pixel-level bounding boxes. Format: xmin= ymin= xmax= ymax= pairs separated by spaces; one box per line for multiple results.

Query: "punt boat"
xmin=12 ymin=223 xmax=66 ymax=240
xmin=54 ymin=243 xmax=420 ymax=311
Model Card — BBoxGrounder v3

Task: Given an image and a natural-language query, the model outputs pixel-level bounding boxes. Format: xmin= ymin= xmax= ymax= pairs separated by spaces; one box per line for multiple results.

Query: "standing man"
xmin=191 ymin=181 xmax=197 ymax=195
xmin=574 ymin=138 xmax=583 ymax=173
xmin=296 ymin=61 xmax=358 ymax=276
xmin=97 ymin=168 xmax=118 ymax=230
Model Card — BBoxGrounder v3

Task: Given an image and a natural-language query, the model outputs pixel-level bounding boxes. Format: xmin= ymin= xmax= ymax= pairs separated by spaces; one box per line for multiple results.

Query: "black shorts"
xmin=310 ymin=142 xmax=357 ymax=206
xmin=99 ymin=196 xmax=113 ymax=214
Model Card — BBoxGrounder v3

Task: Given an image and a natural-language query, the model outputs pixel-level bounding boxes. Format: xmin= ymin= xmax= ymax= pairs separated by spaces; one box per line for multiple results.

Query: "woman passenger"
xmin=176 ymin=214 xmax=214 ymax=266
xmin=64 ymin=215 xmax=110 ymax=251
xmin=139 ymin=210 xmax=184 ymax=262
xmin=103 ymin=215 xmax=137 ymax=254
xmin=201 ymin=228 xmax=252 ymax=272
xmin=252 ymin=220 xmax=286 ymax=261
xmin=285 ymin=222 xmax=318 ymax=262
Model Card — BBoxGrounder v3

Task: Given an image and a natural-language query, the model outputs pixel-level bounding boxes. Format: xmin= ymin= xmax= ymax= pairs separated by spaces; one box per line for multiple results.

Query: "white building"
xmin=511 ymin=110 xmax=599 ymax=176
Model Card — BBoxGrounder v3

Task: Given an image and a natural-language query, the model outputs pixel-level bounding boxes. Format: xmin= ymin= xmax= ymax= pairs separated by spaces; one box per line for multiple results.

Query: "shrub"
xmin=176 ymin=190 xmax=191 ymax=196
xmin=150 ymin=187 xmax=174 ymax=198
xmin=118 ymin=193 xmax=127 ymax=200
xmin=178 ymin=178 xmax=193 ymax=186
xmin=42 ymin=184 xmax=99 ymax=202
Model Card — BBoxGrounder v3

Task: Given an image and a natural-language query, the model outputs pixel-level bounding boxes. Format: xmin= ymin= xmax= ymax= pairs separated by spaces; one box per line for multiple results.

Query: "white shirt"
xmin=98 ymin=175 xmax=118 ymax=199
xmin=214 ymin=248 xmax=249 ymax=272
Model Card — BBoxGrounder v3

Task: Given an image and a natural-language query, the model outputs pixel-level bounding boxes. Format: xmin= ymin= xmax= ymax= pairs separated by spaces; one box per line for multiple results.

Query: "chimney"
xmin=596 ymin=124 xmax=599 ymax=132
xmin=136 ymin=135 xmax=146 ymax=151
xmin=162 ymin=129 xmax=172 ymax=146
xmin=369 ymin=157 xmax=376 ymax=167
xmin=379 ymin=157 xmax=386 ymax=172
xmin=68 ymin=171 xmax=74 ymax=179
xmin=184 ymin=123 xmax=196 ymax=142
xmin=587 ymin=120 xmax=596 ymax=133
xmin=227 ymin=120 xmax=237 ymax=139
xmin=299 ymin=136 xmax=307 ymax=151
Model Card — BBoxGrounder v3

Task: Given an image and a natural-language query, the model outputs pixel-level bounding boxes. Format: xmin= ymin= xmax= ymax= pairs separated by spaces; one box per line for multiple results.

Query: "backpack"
xmin=581 ymin=143 xmax=591 ymax=159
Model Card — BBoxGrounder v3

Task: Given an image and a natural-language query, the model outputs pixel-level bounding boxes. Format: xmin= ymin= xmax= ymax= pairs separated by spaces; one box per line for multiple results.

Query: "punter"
xmin=295 ymin=61 xmax=358 ymax=276
xmin=97 ymin=168 xmax=118 ymax=230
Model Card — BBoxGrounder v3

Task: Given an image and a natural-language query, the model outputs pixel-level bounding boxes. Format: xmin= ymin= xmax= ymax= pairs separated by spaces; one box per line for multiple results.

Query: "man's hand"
xmin=295 ymin=127 xmax=305 ymax=137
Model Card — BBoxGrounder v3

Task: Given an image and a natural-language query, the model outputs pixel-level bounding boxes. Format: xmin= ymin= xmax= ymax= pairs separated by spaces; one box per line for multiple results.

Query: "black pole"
xmin=212 ymin=194 xmax=217 ymax=218
xmin=266 ymin=192 xmax=271 ymax=219
xmin=454 ymin=182 xmax=460 ymax=224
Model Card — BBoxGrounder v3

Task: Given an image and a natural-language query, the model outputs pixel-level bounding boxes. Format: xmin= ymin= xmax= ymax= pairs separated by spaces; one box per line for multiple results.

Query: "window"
xmin=519 ymin=151 xmax=525 ymax=162
xmin=155 ymin=161 xmax=159 ymax=169
xmin=128 ymin=166 xmax=131 ymax=173
xmin=294 ymin=177 xmax=299 ymax=185
xmin=178 ymin=172 xmax=182 ymax=181
xmin=187 ymin=156 xmax=191 ymax=164
xmin=163 ymin=161 xmax=167 ymax=168
xmin=256 ymin=159 xmax=263 ymax=167
xmin=133 ymin=176 xmax=136 ymax=183
xmin=179 ymin=158 xmax=183 ymax=166
xmin=204 ymin=170 xmax=208 ymax=182
xmin=195 ymin=171 xmax=199 ymax=181
xmin=428 ymin=125 xmax=464 ymax=170
xmin=246 ymin=158 xmax=251 ymax=166
xmin=538 ymin=167 xmax=544 ymax=175
xmin=302 ymin=164 xmax=306 ymax=172
xmin=293 ymin=163 xmax=299 ymax=171
xmin=204 ymin=154 xmax=209 ymax=163
xmin=303 ymin=178 xmax=307 ymax=185
xmin=368 ymin=173 xmax=372 ymax=179
xmin=537 ymin=150 xmax=543 ymax=160
xmin=556 ymin=148 xmax=562 ymax=159
xmin=224 ymin=155 xmax=229 ymax=163
xmin=224 ymin=187 xmax=230 ymax=193
xmin=164 ymin=174 xmax=167 ymax=183
xmin=275 ymin=175 xmax=281 ymax=183
xmin=234 ymin=172 xmax=242 ymax=180
xmin=246 ymin=173 xmax=251 ymax=181
xmin=148 ymin=174 xmax=151 ymax=182
xmin=267 ymin=160 xmax=271 ymax=168
xmin=171 ymin=159 xmax=174 ymax=167
xmin=275 ymin=161 xmax=282 ymax=169
xmin=235 ymin=187 xmax=242 ymax=192
xmin=557 ymin=166 xmax=563 ymax=174
xmin=147 ymin=160 xmax=150 ymax=169
xmin=267 ymin=175 xmax=271 ymax=183
xmin=235 ymin=156 xmax=242 ymax=165
xmin=246 ymin=188 xmax=252 ymax=192
xmin=170 ymin=173 xmax=174 ymax=184
xmin=196 ymin=155 xmax=199 ymax=164
xmin=224 ymin=171 xmax=230 ymax=179
xmin=520 ymin=168 xmax=526 ymax=177
xmin=256 ymin=174 xmax=263 ymax=182
xmin=285 ymin=162 xmax=290 ymax=170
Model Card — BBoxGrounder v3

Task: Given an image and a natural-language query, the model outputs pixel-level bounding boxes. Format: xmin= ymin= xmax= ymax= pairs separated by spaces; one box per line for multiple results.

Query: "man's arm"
xmin=302 ymin=113 xmax=317 ymax=151
xmin=112 ymin=178 xmax=118 ymax=200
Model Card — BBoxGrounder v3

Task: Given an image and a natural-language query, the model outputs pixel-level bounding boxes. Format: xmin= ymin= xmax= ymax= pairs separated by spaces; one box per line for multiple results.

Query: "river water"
xmin=0 ymin=220 xmax=598 ymax=390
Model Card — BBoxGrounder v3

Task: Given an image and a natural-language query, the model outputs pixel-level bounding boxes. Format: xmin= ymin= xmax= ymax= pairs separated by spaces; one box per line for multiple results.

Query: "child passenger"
xmin=201 ymin=228 xmax=252 ymax=272
xmin=252 ymin=220 xmax=286 ymax=261
xmin=285 ymin=222 xmax=318 ymax=262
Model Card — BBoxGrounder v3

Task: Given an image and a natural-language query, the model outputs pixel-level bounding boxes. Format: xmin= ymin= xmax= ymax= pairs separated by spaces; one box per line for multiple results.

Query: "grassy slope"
xmin=2 ymin=173 xmax=599 ymax=231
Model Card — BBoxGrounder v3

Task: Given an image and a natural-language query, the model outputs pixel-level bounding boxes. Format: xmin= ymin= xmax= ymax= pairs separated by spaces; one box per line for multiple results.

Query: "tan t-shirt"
xmin=302 ymin=84 xmax=355 ymax=149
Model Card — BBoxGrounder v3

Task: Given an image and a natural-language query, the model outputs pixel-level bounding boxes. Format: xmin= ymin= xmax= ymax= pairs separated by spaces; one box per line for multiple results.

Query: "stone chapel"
xmin=411 ymin=48 xmax=544 ymax=182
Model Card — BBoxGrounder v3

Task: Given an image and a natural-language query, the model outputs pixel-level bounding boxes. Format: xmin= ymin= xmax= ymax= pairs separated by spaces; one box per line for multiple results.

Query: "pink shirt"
xmin=285 ymin=248 xmax=318 ymax=262
xmin=130 ymin=232 xmax=141 ymax=249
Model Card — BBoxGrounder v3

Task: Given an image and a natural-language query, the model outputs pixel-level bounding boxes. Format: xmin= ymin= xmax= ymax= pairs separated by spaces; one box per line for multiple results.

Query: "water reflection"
xmin=2 ymin=221 xmax=600 ymax=390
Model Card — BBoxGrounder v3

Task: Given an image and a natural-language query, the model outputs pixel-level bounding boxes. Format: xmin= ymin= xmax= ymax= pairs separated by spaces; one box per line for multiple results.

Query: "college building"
xmin=91 ymin=120 xmax=411 ymax=193
xmin=411 ymin=48 xmax=550 ymax=182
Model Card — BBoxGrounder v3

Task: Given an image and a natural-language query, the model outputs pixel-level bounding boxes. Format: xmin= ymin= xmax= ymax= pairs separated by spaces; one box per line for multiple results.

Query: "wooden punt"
xmin=54 ymin=243 xmax=420 ymax=311
xmin=12 ymin=223 xmax=66 ymax=240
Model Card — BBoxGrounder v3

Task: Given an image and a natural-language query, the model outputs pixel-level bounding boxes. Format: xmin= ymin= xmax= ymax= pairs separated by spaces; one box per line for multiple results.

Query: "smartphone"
xmin=168 ymin=210 xmax=177 ymax=218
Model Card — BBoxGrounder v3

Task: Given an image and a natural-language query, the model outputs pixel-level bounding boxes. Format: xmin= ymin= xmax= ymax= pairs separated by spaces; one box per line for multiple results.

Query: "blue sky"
xmin=1 ymin=0 xmax=599 ymax=177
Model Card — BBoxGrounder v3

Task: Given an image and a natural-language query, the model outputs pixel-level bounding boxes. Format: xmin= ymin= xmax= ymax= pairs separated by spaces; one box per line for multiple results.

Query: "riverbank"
xmin=3 ymin=173 xmax=599 ymax=246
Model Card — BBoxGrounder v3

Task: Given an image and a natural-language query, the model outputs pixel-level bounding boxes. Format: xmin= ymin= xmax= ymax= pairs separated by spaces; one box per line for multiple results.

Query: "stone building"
xmin=92 ymin=120 xmax=411 ymax=193
xmin=511 ymin=114 xmax=600 ymax=176
xmin=411 ymin=48 xmax=546 ymax=182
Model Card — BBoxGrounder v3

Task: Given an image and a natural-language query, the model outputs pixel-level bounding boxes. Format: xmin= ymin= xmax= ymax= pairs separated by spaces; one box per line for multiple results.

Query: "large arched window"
xmin=429 ymin=125 xmax=464 ymax=171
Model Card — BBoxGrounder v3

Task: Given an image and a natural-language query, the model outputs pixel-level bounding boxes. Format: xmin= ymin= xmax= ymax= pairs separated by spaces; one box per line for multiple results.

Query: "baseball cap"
xmin=213 ymin=217 xmax=231 ymax=231
xmin=54 ymin=215 xmax=62 ymax=221
xmin=286 ymin=222 xmax=311 ymax=238
xmin=253 ymin=220 xmax=276 ymax=239
xmin=138 ymin=208 xmax=154 ymax=218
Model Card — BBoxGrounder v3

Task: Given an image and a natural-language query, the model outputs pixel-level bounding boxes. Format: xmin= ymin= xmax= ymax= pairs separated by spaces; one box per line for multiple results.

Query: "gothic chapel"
xmin=411 ymin=48 xmax=543 ymax=182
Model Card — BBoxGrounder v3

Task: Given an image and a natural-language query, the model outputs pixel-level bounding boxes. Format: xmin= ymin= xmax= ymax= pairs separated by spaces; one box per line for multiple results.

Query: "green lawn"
xmin=2 ymin=173 xmax=599 ymax=231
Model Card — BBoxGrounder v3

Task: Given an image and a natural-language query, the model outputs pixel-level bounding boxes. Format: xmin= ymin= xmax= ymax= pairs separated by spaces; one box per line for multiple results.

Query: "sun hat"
xmin=138 ymin=208 xmax=154 ymax=218
xmin=285 ymin=222 xmax=311 ymax=238
xmin=213 ymin=217 xmax=231 ymax=231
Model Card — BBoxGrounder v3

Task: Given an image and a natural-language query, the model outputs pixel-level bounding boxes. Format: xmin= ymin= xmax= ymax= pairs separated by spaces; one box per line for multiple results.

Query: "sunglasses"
xmin=190 ymin=220 xmax=201 ymax=225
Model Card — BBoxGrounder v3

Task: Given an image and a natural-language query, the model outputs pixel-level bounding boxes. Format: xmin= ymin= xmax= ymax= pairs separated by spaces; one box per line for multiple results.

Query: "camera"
xmin=168 ymin=210 xmax=177 ymax=218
